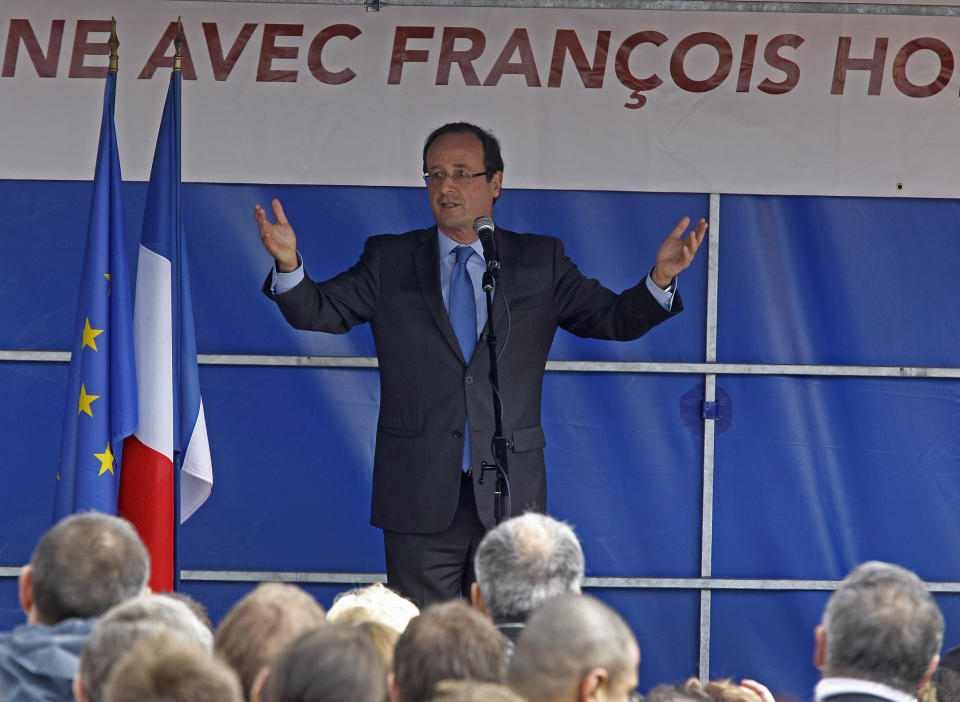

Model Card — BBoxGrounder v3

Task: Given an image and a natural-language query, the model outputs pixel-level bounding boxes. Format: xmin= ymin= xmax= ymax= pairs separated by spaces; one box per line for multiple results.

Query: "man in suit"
xmin=814 ymin=561 xmax=943 ymax=702
xmin=256 ymin=122 xmax=706 ymax=606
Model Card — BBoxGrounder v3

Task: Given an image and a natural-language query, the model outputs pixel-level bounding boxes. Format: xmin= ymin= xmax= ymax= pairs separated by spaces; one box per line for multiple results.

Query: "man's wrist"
xmin=651 ymin=266 xmax=673 ymax=290
xmin=275 ymin=253 xmax=300 ymax=274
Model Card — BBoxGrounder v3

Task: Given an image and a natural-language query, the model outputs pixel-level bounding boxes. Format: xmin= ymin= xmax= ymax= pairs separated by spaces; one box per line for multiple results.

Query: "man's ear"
xmin=470 ymin=583 xmax=489 ymax=618
xmin=388 ymin=671 xmax=400 ymax=702
xmin=18 ymin=564 xmax=34 ymax=621
xmin=814 ymin=625 xmax=827 ymax=670
xmin=250 ymin=666 xmax=270 ymax=702
xmin=578 ymin=667 xmax=608 ymax=702
xmin=919 ymin=654 xmax=940 ymax=690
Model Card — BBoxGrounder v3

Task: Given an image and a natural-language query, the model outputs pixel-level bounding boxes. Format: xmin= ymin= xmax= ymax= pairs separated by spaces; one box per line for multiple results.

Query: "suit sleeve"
xmin=262 ymin=236 xmax=381 ymax=334
xmin=551 ymin=237 xmax=682 ymax=341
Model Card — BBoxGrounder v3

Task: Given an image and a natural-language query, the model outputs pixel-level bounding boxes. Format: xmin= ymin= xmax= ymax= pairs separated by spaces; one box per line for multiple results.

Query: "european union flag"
xmin=54 ymin=70 xmax=138 ymax=519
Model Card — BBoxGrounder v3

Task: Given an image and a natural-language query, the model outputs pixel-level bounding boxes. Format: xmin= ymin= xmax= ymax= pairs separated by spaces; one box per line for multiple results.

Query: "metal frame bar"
xmin=4 ymin=351 xmax=960 ymax=379
xmin=698 ymin=193 xmax=721 ymax=682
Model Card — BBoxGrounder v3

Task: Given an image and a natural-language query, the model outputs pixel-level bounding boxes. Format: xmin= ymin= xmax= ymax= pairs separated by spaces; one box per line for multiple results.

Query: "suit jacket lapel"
xmin=414 ymin=226 xmax=468 ymax=364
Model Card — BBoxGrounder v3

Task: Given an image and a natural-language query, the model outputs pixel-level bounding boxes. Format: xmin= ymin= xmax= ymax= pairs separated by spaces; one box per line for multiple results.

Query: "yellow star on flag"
xmin=78 ymin=384 xmax=99 ymax=417
xmin=95 ymin=442 xmax=115 ymax=476
xmin=104 ymin=273 xmax=111 ymax=296
xmin=82 ymin=318 xmax=104 ymax=351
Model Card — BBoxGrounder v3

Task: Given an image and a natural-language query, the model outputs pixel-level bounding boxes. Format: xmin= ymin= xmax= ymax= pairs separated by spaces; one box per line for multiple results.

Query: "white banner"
xmin=2 ymin=1 xmax=959 ymax=197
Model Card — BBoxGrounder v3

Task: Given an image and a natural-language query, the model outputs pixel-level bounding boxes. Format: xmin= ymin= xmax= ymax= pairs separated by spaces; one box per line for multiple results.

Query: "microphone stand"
xmin=477 ymin=250 xmax=511 ymax=524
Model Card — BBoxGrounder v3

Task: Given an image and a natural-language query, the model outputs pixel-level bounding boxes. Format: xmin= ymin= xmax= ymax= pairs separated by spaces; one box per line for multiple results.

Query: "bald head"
xmin=507 ymin=594 xmax=639 ymax=702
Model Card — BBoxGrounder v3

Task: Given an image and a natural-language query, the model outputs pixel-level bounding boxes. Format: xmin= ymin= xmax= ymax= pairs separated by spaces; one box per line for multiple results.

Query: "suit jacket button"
xmin=451 ymin=430 xmax=463 ymax=438
xmin=465 ymin=375 xmax=474 ymax=385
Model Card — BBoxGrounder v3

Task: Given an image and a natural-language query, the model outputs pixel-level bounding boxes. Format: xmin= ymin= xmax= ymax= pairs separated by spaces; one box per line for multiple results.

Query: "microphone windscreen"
xmin=473 ymin=216 xmax=495 ymax=239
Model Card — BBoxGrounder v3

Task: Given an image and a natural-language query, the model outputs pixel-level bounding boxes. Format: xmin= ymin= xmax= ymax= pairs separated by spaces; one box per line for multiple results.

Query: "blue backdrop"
xmin=2 ymin=180 xmax=959 ymax=700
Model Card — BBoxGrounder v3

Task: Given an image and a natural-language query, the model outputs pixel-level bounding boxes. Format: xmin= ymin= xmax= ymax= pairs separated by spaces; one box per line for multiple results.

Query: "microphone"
xmin=473 ymin=216 xmax=499 ymax=270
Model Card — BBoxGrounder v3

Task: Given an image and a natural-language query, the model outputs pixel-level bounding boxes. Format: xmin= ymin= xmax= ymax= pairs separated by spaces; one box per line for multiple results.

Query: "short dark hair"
xmin=394 ymin=601 xmax=506 ymax=702
xmin=262 ymin=624 xmax=385 ymax=702
xmin=31 ymin=512 xmax=149 ymax=624
xmin=422 ymin=123 xmax=504 ymax=180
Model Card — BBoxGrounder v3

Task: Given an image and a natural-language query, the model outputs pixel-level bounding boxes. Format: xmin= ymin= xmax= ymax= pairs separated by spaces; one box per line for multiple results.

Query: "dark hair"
xmin=262 ymin=624 xmax=385 ymax=702
xmin=31 ymin=512 xmax=149 ymax=624
xmin=422 ymin=123 xmax=504 ymax=180
xmin=393 ymin=601 xmax=506 ymax=702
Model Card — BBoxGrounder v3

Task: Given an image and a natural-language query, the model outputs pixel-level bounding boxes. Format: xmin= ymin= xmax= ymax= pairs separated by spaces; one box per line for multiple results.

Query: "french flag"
xmin=119 ymin=69 xmax=212 ymax=592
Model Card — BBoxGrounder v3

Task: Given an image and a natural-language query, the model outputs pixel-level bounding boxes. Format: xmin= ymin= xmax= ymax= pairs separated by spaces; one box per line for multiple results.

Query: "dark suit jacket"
xmin=265 ymin=225 xmax=682 ymax=533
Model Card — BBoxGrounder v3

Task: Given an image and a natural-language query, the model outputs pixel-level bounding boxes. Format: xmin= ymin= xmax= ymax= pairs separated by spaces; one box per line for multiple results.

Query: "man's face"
xmin=425 ymin=131 xmax=502 ymax=243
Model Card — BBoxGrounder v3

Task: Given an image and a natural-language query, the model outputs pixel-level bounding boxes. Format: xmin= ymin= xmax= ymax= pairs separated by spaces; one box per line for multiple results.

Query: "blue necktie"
xmin=450 ymin=246 xmax=476 ymax=473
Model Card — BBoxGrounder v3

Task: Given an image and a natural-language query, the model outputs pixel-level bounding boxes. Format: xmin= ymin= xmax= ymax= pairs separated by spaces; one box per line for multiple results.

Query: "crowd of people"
xmin=0 ymin=511 xmax=955 ymax=702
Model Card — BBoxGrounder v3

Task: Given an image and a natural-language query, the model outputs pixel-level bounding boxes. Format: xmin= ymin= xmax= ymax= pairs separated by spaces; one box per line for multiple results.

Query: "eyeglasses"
xmin=423 ymin=169 xmax=490 ymax=186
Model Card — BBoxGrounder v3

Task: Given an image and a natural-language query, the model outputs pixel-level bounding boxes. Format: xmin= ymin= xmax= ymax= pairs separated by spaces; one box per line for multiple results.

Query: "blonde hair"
xmin=327 ymin=583 xmax=419 ymax=633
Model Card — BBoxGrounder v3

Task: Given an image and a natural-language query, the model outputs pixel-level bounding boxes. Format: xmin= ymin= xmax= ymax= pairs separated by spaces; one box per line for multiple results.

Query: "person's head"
xmin=355 ymin=620 xmax=401 ymax=675
xmin=327 ymin=583 xmax=419 ymax=633
xmin=391 ymin=601 xmax=506 ymax=702
xmin=422 ymin=123 xmax=503 ymax=242
xmin=677 ymin=678 xmax=763 ymax=702
xmin=261 ymin=624 xmax=386 ymax=702
xmin=507 ymin=594 xmax=640 ymax=702
xmin=104 ymin=633 xmax=242 ymax=702
xmin=432 ymin=680 xmax=527 ymax=702
xmin=816 ymin=561 xmax=944 ymax=693
xmin=20 ymin=512 xmax=149 ymax=625
xmin=214 ymin=583 xmax=327 ymax=701
xmin=931 ymin=646 xmax=960 ymax=702
xmin=472 ymin=512 xmax=584 ymax=623
xmin=160 ymin=591 xmax=215 ymax=635
xmin=644 ymin=680 xmax=713 ymax=702
xmin=76 ymin=594 xmax=214 ymax=702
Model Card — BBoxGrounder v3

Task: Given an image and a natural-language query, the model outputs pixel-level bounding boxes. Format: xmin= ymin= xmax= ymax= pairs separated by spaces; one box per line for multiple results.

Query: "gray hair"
xmin=31 ymin=512 xmax=149 ymax=624
xmin=507 ymin=594 xmax=637 ymax=702
xmin=80 ymin=594 xmax=214 ymax=702
xmin=822 ymin=561 xmax=944 ymax=692
xmin=473 ymin=512 xmax=584 ymax=622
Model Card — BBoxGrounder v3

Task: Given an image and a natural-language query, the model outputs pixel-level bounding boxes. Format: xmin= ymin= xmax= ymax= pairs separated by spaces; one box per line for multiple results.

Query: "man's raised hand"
xmin=651 ymin=216 xmax=708 ymax=289
xmin=255 ymin=198 xmax=299 ymax=273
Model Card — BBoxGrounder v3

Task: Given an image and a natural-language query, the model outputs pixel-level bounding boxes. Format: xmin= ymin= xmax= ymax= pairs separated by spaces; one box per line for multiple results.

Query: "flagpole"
xmin=172 ymin=17 xmax=183 ymax=592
